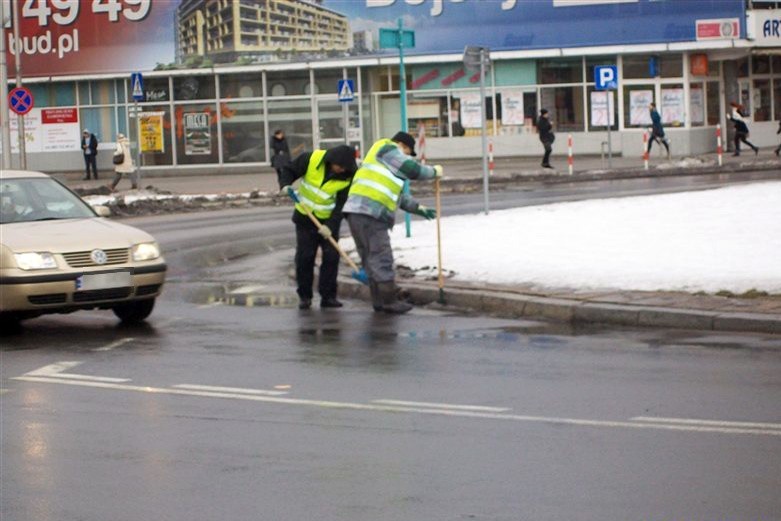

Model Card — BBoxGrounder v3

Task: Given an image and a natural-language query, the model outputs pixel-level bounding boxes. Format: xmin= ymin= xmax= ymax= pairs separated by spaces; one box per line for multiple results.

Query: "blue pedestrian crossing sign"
xmin=337 ymin=79 xmax=355 ymax=102
xmin=594 ymin=65 xmax=618 ymax=90
xmin=131 ymin=72 xmax=144 ymax=102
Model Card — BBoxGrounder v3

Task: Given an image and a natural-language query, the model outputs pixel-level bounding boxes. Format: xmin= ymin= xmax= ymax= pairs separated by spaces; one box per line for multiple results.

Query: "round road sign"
xmin=9 ymin=87 xmax=34 ymax=116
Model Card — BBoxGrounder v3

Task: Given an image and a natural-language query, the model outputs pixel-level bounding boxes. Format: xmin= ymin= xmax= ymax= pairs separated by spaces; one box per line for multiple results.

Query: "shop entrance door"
xmin=315 ymin=98 xmax=362 ymax=153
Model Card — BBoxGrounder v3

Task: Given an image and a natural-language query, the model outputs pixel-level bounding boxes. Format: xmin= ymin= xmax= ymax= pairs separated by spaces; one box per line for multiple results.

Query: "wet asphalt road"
xmin=2 ymin=171 xmax=781 ymax=521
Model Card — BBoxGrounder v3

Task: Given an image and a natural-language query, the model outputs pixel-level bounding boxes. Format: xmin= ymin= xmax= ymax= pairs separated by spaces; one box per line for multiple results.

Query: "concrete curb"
xmin=338 ymin=277 xmax=781 ymax=335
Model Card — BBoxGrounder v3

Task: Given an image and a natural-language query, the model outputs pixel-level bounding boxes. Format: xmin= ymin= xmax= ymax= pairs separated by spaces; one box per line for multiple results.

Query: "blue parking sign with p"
xmin=595 ymin=65 xmax=618 ymax=91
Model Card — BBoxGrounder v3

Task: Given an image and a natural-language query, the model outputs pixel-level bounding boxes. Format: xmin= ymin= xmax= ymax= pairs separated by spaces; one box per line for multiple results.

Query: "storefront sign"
xmin=500 ymin=90 xmax=525 ymax=126
xmin=590 ymin=91 xmax=615 ymax=127
xmin=139 ymin=112 xmax=165 ymax=154
xmin=696 ymin=18 xmax=740 ymax=40
xmin=629 ymin=90 xmax=653 ymax=126
xmin=183 ymin=112 xmax=211 ymax=156
xmin=747 ymin=9 xmax=781 ymax=46
xmin=661 ymin=88 xmax=685 ymax=126
xmin=690 ymin=54 xmax=709 ymax=76
xmin=8 ymin=107 xmax=80 ymax=153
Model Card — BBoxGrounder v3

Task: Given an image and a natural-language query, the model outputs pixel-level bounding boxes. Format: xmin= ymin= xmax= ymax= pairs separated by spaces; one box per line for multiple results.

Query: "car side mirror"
xmin=94 ymin=205 xmax=112 ymax=217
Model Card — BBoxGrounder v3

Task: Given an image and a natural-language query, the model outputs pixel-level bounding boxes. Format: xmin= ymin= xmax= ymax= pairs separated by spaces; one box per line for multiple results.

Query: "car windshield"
xmin=0 ymin=177 xmax=96 ymax=224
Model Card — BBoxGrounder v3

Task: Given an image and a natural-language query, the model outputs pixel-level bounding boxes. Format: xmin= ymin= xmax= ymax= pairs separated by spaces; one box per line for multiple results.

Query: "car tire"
xmin=112 ymin=298 xmax=155 ymax=324
xmin=0 ymin=312 xmax=22 ymax=334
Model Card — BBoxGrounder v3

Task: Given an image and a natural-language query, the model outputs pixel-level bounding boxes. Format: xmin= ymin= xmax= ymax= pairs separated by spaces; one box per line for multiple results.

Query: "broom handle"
xmin=435 ymin=177 xmax=444 ymax=292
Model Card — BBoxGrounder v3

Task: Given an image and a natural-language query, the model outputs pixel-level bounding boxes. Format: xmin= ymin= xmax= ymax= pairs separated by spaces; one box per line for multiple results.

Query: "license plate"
xmin=75 ymin=271 xmax=132 ymax=291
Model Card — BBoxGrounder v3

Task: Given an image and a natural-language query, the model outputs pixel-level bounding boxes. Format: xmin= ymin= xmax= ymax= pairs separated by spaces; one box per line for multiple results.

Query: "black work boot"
xmin=377 ymin=282 xmax=412 ymax=314
xmin=298 ymin=298 xmax=312 ymax=310
xmin=369 ymin=281 xmax=383 ymax=312
xmin=320 ymin=297 xmax=343 ymax=308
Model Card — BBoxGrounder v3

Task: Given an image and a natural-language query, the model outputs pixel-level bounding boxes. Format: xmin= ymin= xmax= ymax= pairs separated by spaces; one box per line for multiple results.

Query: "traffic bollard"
xmin=642 ymin=131 xmax=649 ymax=170
xmin=716 ymin=124 xmax=723 ymax=167
xmin=567 ymin=134 xmax=573 ymax=175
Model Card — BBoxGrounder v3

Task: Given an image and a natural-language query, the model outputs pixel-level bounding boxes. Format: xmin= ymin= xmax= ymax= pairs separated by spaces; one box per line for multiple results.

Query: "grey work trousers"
xmin=346 ymin=213 xmax=395 ymax=283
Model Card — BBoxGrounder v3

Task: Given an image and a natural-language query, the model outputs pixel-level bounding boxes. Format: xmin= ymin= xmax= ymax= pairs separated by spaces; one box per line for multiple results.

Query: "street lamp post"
xmin=0 ymin=1 xmax=12 ymax=169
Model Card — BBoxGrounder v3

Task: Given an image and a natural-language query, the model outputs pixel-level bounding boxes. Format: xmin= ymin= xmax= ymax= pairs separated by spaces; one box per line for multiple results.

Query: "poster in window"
xmin=501 ymin=90 xmax=525 ymax=125
xmin=629 ymin=90 xmax=653 ymax=125
xmin=690 ymin=88 xmax=705 ymax=124
xmin=661 ymin=88 xmax=685 ymax=125
xmin=590 ymin=91 xmax=615 ymax=127
xmin=184 ymin=112 xmax=212 ymax=155
xmin=458 ymin=92 xmax=483 ymax=129
xmin=139 ymin=112 xmax=165 ymax=153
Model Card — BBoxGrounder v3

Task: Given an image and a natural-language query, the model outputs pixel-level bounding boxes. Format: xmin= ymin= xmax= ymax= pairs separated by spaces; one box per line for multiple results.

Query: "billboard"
xmin=3 ymin=0 xmax=745 ymax=78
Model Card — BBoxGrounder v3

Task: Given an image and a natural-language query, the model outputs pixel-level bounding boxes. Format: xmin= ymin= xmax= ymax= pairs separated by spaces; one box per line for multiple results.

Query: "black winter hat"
xmin=391 ymin=131 xmax=417 ymax=156
xmin=540 ymin=108 xmax=549 ymax=115
xmin=323 ymin=145 xmax=357 ymax=175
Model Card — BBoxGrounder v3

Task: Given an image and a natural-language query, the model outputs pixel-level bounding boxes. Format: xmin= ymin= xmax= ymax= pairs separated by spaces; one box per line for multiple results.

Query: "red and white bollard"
xmin=567 ymin=134 xmax=573 ymax=176
xmin=642 ymin=131 xmax=649 ymax=170
xmin=354 ymin=144 xmax=362 ymax=166
xmin=417 ymin=124 xmax=427 ymax=165
xmin=488 ymin=139 xmax=495 ymax=176
xmin=716 ymin=124 xmax=723 ymax=167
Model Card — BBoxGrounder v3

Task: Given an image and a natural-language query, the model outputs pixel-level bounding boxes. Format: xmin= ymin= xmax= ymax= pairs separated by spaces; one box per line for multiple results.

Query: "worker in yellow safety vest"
xmin=280 ymin=145 xmax=357 ymax=309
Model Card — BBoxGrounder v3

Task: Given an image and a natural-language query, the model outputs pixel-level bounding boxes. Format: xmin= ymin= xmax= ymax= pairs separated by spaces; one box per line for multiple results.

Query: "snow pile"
xmin=378 ymin=182 xmax=781 ymax=293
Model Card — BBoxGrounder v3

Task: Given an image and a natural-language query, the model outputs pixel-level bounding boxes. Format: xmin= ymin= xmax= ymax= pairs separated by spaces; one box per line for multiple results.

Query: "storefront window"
xmin=267 ymin=98 xmax=313 ymax=155
xmin=78 ymin=82 xmax=90 ymax=105
xmin=140 ymin=78 xmax=170 ymax=103
xmin=660 ymin=84 xmax=684 ymax=126
xmin=540 ymin=86 xmax=584 ymax=132
xmin=222 ymin=101 xmax=266 ymax=163
xmin=623 ymin=85 xmax=654 ymax=128
xmin=452 ymin=91 xmax=495 ymax=136
xmin=220 ymin=73 xmax=262 ymax=99
xmin=407 ymin=92 xmax=448 ymax=138
xmin=91 ymin=80 xmax=117 ymax=105
xmin=623 ymin=55 xmax=653 ymax=79
xmin=173 ymin=76 xmax=215 ymax=101
xmin=27 ymin=82 xmax=76 ymax=108
xmin=175 ymin=103 xmax=219 ymax=165
xmin=773 ymin=56 xmax=781 ymax=75
xmin=689 ymin=83 xmax=705 ymax=127
xmin=752 ymin=80 xmax=771 ymax=122
xmin=266 ymin=70 xmax=311 ymax=97
xmin=79 ymin=107 xmax=117 ymax=142
xmin=315 ymin=69 xmax=346 ymax=97
xmin=774 ymin=79 xmax=781 ymax=120
xmin=586 ymin=56 xmax=616 ymax=84
xmin=706 ymin=81 xmax=720 ymax=126
xmin=587 ymin=86 xmax=617 ymax=131
xmin=134 ymin=105 xmax=172 ymax=167
xmin=497 ymin=89 xmax=534 ymax=136
xmin=752 ymin=56 xmax=771 ymax=75
xmin=737 ymin=57 xmax=749 ymax=78
xmin=660 ymin=55 xmax=682 ymax=78
xmin=538 ymin=58 xmax=582 ymax=84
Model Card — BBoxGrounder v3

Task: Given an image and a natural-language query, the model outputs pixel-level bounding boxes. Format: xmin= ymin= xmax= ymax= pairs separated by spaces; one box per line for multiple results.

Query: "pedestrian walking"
xmin=279 ymin=144 xmax=357 ymax=310
xmin=109 ymin=133 xmax=138 ymax=191
xmin=81 ymin=129 xmax=99 ymax=180
xmin=270 ymin=129 xmax=291 ymax=186
xmin=728 ymin=102 xmax=758 ymax=156
xmin=774 ymin=120 xmax=780 ymax=157
xmin=343 ymin=131 xmax=442 ymax=314
xmin=646 ymin=103 xmax=671 ymax=159
xmin=536 ymin=109 xmax=555 ymax=169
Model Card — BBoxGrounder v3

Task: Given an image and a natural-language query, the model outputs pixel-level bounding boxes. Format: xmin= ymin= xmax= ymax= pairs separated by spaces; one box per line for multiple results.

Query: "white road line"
xmin=0 ymin=389 xmax=10 ymax=395
xmin=22 ymin=361 xmax=130 ymax=383
xmin=197 ymin=302 xmax=223 ymax=308
xmin=11 ymin=375 xmax=781 ymax=438
xmin=93 ymin=338 xmax=135 ymax=352
xmin=173 ymin=384 xmax=288 ymax=396
xmin=372 ymin=399 xmax=510 ymax=412
xmin=632 ymin=416 xmax=781 ymax=430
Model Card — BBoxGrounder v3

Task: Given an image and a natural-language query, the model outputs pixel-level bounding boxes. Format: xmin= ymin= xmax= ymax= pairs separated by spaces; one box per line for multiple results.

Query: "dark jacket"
xmin=270 ymin=136 xmax=290 ymax=169
xmin=537 ymin=116 xmax=554 ymax=144
xmin=81 ymin=133 xmax=98 ymax=156
xmin=649 ymin=109 xmax=665 ymax=137
xmin=279 ymin=146 xmax=356 ymax=229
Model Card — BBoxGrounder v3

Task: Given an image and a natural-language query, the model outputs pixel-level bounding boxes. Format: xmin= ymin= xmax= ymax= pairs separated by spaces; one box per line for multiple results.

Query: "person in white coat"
xmin=109 ymin=133 xmax=138 ymax=191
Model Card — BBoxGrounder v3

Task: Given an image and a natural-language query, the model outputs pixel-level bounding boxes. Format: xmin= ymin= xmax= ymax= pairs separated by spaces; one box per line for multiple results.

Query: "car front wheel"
xmin=112 ymin=298 xmax=155 ymax=324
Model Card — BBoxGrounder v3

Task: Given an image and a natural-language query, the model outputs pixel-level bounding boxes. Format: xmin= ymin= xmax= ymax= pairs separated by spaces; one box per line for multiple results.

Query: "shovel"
xmin=286 ymin=187 xmax=369 ymax=285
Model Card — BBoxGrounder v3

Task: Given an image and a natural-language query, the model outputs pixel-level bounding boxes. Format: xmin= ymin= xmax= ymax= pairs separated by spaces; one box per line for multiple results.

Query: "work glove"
xmin=318 ymin=226 xmax=333 ymax=239
xmin=433 ymin=165 xmax=444 ymax=178
xmin=415 ymin=206 xmax=436 ymax=220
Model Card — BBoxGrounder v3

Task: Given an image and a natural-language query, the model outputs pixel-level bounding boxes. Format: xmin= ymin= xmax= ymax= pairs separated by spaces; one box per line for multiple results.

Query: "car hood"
xmin=1 ymin=218 xmax=156 ymax=252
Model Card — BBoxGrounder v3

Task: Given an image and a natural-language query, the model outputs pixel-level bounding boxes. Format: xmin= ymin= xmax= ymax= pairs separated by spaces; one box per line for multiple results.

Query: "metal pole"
xmin=12 ymin=0 xmax=24 ymax=169
xmin=480 ymin=49 xmax=489 ymax=215
xmin=134 ymin=100 xmax=141 ymax=184
xmin=399 ymin=18 xmax=412 ymax=237
xmin=0 ymin=1 xmax=12 ymax=170
xmin=606 ymin=90 xmax=612 ymax=169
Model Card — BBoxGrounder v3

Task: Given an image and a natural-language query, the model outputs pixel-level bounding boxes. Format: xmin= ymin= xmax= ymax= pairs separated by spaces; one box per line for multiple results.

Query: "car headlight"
xmin=132 ymin=242 xmax=161 ymax=262
xmin=15 ymin=252 xmax=58 ymax=270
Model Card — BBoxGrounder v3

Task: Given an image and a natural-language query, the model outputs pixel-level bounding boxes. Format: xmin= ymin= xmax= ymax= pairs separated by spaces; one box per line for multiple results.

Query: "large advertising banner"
xmin=8 ymin=107 xmax=80 ymax=153
xmin=2 ymin=0 xmax=744 ymax=77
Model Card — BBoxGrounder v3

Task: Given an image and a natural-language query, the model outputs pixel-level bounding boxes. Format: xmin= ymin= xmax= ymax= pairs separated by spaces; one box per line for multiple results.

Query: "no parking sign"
xmin=8 ymin=87 xmax=34 ymax=116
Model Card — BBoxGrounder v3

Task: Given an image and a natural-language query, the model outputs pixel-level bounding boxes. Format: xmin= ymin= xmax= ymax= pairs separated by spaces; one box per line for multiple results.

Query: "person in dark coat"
xmin=81 ymin=129 xmax=99 ymax=180
xmin=270 ymin=129 xmax=291 ymax=186
xmin=278 ymin=145 xmax=357 ymax=310
xmin=647 ymin=102 xmax=670 ymax=159
xmin=536 ymin=109 xmax=555 ymax=169
xmin=775 ymin=120 xmax=781 ymax=157
xmin=728 ymin=102 xmax=758 ymax=156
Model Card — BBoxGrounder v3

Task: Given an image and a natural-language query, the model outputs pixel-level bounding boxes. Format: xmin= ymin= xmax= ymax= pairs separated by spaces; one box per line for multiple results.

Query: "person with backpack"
xmin=728 ymin=102 xmax=758 ymax=156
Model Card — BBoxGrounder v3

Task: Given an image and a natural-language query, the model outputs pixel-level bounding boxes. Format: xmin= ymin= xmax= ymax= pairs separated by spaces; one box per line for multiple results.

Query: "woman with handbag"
xmin=109 ymin=133 xmax=138 ymax=191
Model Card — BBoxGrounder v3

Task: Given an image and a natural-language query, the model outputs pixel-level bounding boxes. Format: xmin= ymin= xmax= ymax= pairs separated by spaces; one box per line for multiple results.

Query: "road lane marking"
xmin=173 ymin=384 xmax=288 ymax=396
xmin=22 ymin=361 xmax=130 ymax=383
xmin=11 ymin=375 xmax=781 ymax=438
xmin=632 ymin=416 xmax=781 ymax=430
xmin=93 ymin=338 xmax=135 ymax=352
xmin=0 ymin=389 xmax=10 ymax=395
xmin=372 ymin=399 xmax=510 ymax=412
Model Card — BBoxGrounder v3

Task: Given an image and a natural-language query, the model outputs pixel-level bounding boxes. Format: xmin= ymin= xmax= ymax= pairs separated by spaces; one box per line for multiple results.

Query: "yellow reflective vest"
xmin=295 ymin=149 xmax=351 ymax=220
xmin=347 ymin=138 xmax=405 ymax=212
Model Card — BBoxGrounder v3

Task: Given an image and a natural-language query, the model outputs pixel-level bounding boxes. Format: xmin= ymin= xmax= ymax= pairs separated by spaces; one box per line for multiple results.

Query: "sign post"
xmin=380 ymin=19 xmax=415 ymax=237
xmin=464 ymin=46 xmax=492 ymax=215
xmin=595 ymin=65 xmax=618 ymax=168
xmin=131 ymin=72 xmax=144 ymax=183
xmin=0 ymin=0 xmax=11 ymax=169
xmin=337 ymin=78 xmax=355 ymax=144
xmin=11 ymin=1 xmax=26 ymax=169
